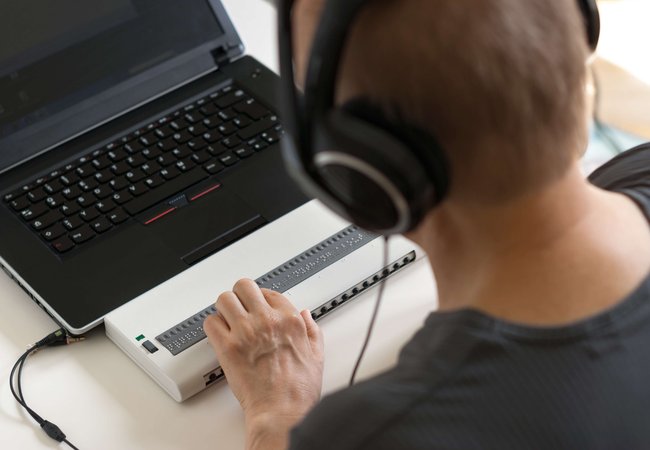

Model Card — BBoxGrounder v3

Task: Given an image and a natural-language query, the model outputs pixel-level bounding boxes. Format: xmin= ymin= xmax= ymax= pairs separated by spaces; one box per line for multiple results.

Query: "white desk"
xmin=0 ymin=3 xmax=437 ymax=448
xmin=1 ymin=1 xmax=646 ymax=448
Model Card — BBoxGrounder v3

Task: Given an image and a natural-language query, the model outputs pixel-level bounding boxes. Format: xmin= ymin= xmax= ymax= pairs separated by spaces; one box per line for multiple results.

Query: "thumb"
xmin=301 ymin=309 xmax=324 ymax=354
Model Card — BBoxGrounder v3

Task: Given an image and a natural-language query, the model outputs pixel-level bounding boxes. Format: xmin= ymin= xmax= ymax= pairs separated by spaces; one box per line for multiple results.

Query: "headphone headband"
xmin=278 ymin=0 xmax=600 ymax=234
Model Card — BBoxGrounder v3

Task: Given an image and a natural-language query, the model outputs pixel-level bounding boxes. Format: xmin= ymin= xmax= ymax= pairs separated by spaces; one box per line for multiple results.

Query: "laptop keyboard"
xmin=2 ymin=84 xmax=283 ymax=255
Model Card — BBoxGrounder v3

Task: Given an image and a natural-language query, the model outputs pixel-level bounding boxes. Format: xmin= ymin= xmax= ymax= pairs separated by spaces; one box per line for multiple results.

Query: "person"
xmin=203 ymin=0 xmax=650 ymax=448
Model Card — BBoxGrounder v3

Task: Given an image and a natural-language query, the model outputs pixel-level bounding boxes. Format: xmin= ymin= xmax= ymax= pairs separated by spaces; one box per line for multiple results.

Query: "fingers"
xmin=203 ymin=312 xmax=229 ymax=351
xmin=232 ymin=279 xmax=269 ymax=313
xmin=215 ymin=290 xmax=247 ymax=327
xmin=300 ymin=309 xmax=324 ymax=356
xmin=261 ymin=288 xmax=299 ymax=315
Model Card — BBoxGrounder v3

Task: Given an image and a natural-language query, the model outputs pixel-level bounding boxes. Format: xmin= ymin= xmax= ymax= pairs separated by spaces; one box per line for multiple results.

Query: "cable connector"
xmin=33 ymin=329 xmax=85 ymax=349
xmin=41 ymin=420 xmax=67 ymax=442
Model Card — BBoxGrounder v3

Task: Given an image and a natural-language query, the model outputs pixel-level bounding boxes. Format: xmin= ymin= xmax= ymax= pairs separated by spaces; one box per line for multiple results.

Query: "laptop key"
xmin=45 ymin=194 xmax=65 ymax=209
xmin=110 ymin=161 xmax=131 ymax=175
xmin=108 ymin=208 xmax=129 ymax=224
xmin=70 ymin=225 xmax=96 ymax=244
xmin=233 ymin=116 xmax=252 ymax=129
xmin=79 ymin=208 xmax=100 ymax=222
xmin=144 ymin=174 xmax=165 ymax=188
xmin=142 ymin=147 xmax=163 ymax=160
xmin=234 ymin=99 xmax=270 ymax=120
xmin=77 ymin=194 xmax=96 ymax=208
xmin=92 ymin=184 xmax=114 ymax=199
xmin=202 ymin=131 xmax=221 ymax=143
xmin=90 ymin=217 xmax=113 ymax=234
xmin=261 ymin=130 xmax=280 ymax=144
xmin=141 ymin=161 xmax=162 ymax=175
xmin=60 ymin=202 xmax=81 ymax=216
xmin=171 ymin=147 xmax=192 ymax=160
xmin=125 ymin=169 xmax=146 ymax=184
xmin=112 ymin=190 xmax=133 ymax=205
xmin=124 ymin=141 xmax=143 ymax=154
xmin=175 ymin=159 xmax=195 ymax=173
xmin=160 ymin=166 xmax=180 ymax=180
xmin=92 ymin=155 xmax=112 ymax=170
xmin=215 ymin=89 xmax=246 ymax=108
xmin=252 ymin=141 xmax=269 ymax=152
xmin=219 ymin=152 xmax=239 ymax=167
xmin=27 ymin=188 xmax=47 ymax=203
xmin=157 ymin=153 xmax=177 ymax=167
xmin=21 ymin=202 xmax=49 ymax=221
xmin=59 ymin=172 xmax=80 ymax=186
xmin=123 ymin=167 xmax=207 ymax=216
xmin=237 ymin=115 xmax=279 ymax=140
xmin=128 ymin=182 xmax=149 ymax=197
xmin=127 ymin=154 xmax=147 ymax=167
xmin=108 ymin=148 xmax=128 ymax=162
xmin=173 ymin=131 xmax=193 ymax=144
xmin=217 ymin=122 xmax=238 ymax=136
xmin=42 ymin=223 xmax=67 ymax=241
xmin=62 ymin=186 xmax=83 ymax=200
xmin=4 ymin=189 xmax=24 ymax=203
xmin=31 ymin=210 xmax=62 ymax=231
xmin=76 ymin=163 xmax=95 ymax=178
xmin=52 ymin=237 xmax=75 ymax=254
xmin=202 ymin=117 xmax=221 ymax=129
xmin=43 ymin=180 xmax=64 ymax=194
xmin=221 ymin=136 xmax=241 ymax=148
xmin=234 ymin=147 xmax=254 ymax=159
xmin=63 ymin=216 xmax=84 ymax=230
xmin=78 ymin=178 xmax=99 ymax=192
xmin=109 ymin=176 xmax=130 ymax=191
xmin=96 ymin=198 xmax=117 ymax=213
xmin=204 ymin=160 xmax=224 ymax=175
xmin=94 ymin=169 xmax=113 ymax=184
xmin=191 ymin=150 xmax=211 ymax=164
xmin=10 ymin=196 xmax=30 ymax=211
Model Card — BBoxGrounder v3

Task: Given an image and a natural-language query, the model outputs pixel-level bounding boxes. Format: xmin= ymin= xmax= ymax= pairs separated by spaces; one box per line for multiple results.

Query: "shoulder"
xmin=589 ymin=143 xmax=650 ymax=219
xmin=288 ymin=372 xmax=432 ymax=450
xmin=589 ymin=143 xmax=650 ymax=192
xmin=287 ymin=312 xmax=497 ymax=450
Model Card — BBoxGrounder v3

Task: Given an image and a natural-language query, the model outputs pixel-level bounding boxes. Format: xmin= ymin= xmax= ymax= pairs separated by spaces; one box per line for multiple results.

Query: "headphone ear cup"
xmin=339 ymin=99 xmax=449 ymax=206
xmin=309 ymin=99 xmax=448 ymax=233
xmin=578 ymin=0 xmax=600 ymax=51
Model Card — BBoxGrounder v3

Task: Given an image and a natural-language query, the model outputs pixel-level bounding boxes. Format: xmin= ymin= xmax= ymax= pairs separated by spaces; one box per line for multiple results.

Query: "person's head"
xmin=292 ymin=0 xmax=592 ymax=208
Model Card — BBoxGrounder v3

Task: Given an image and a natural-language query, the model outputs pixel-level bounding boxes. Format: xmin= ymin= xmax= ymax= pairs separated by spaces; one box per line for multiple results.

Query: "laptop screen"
xmin=0 ymin=0 xmax=237 ymax=173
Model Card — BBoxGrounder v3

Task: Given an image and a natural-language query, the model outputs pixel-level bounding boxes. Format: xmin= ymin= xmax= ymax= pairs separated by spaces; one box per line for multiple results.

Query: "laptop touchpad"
xmin=149 ymin=185 xmax=267 ymax=266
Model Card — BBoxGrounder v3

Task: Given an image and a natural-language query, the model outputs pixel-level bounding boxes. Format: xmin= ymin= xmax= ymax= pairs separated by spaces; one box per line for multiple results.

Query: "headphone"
xmin=278 ymin=0 xmax=600 ymax=235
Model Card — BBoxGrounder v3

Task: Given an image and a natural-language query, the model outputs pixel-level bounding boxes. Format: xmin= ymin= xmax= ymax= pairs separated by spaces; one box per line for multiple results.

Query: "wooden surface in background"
xmin=595 ymin=57 xmax=650 ymax=139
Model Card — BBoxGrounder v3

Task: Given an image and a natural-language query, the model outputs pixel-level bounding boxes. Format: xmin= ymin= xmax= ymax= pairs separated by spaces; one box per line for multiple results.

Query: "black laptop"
xmin=0 ymin=0 xmax=307 ymax=333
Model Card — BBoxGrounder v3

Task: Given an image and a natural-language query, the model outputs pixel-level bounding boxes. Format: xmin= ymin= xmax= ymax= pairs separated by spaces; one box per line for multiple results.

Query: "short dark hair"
xmin=330 ymin=0 xmax=590 ymax=203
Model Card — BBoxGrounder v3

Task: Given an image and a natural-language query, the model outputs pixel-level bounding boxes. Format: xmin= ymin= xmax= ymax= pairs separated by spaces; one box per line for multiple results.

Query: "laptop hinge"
xmin=211 ymin=44 xmax=239 ymax=68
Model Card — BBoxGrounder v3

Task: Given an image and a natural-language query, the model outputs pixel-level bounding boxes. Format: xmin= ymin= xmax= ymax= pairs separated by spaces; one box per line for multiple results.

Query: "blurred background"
xmin=585 ymin=0 xmax=650 ymax=171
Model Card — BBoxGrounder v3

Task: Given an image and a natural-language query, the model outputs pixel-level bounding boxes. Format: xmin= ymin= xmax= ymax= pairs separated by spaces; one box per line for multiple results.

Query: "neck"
xmin=410 ymin=163 xmax=650 ymax=325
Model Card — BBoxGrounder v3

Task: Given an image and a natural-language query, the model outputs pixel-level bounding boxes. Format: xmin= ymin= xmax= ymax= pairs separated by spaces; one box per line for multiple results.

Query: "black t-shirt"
xmin=289 ymin=143 xmax=650 ymax=450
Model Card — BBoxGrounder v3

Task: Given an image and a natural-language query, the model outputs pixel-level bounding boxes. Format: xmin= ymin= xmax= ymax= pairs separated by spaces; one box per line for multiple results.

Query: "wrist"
xmin=245 ymin=411 xmax=300 ymax=450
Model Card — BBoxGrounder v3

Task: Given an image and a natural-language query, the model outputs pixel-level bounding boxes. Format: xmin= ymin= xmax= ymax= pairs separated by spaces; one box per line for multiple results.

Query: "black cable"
xmin=10 ymin=329 xmax=84 ymax=449
xmin=350 ymin=235 xmax=390 ymax=386
xmin=591 ymin=64 xmax=624 ymax=154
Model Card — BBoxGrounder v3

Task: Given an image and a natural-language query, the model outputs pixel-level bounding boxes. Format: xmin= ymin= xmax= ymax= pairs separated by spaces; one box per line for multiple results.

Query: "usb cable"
xmin=10 ymin=328 xmax=85 ymax=450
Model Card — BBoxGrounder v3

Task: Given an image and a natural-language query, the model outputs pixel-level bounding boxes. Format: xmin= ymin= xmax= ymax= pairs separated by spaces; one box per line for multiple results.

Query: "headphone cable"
xmin=350 ymin=235 xmax=390 ymax=386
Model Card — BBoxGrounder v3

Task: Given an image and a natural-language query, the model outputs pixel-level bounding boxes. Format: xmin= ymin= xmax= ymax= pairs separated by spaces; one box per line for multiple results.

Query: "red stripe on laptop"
xmin=189 ymin=183 xmax=222 ymax=201
xmin=144 ymin=207 xmax=176 ymax=225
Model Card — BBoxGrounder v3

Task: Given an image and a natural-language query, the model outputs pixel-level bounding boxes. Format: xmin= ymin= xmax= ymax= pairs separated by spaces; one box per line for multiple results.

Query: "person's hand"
xmin=204 ymin=279 xmax=324 ymax=448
